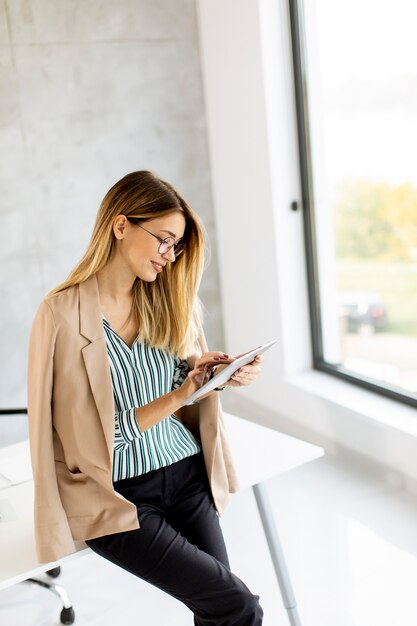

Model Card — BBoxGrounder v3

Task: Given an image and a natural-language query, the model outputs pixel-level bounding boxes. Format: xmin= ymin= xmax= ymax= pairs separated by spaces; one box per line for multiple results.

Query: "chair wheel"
xmin=60 ymin=606 xmax=75 ymax=625
xmin=46 ymin=566 xmax=61 ymax=578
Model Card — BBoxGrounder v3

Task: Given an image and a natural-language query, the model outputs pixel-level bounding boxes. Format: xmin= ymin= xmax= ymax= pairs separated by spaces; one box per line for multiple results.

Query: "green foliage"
xmin=333 ymin=180 xmax=417 ymax=261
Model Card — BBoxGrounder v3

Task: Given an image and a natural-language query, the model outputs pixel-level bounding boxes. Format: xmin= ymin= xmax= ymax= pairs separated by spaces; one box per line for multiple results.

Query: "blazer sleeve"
xmin=27 ymin=300 xmax=76 ymax=563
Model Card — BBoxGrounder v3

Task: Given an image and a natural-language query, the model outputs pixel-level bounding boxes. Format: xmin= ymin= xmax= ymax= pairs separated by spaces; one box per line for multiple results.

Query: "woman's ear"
xmin=113 ymin=215 xmax=127 ymax=240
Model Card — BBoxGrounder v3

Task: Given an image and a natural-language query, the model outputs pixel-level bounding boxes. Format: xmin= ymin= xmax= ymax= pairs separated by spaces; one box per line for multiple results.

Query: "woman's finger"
xmin=194 ymin=355 xmax=234 ymax=369
xmin=233 ymin=364 xmax=262 ymax=376
xmin=231 ymin=364 xmax=261 ymax=383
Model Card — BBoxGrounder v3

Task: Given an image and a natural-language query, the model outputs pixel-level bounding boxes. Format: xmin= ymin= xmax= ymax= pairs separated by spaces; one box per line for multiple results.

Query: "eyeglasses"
xmin=127 ymin=218 xmax=185 ymax=257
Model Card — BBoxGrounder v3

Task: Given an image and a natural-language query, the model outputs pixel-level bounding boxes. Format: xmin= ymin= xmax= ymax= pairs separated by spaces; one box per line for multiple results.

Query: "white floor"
xmin=2 ymin=450 xmax=417 ymax=626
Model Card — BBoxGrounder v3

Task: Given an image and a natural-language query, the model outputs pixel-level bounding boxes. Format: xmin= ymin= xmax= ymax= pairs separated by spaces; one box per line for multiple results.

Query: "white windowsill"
xmin=284 ymin=369 xmax=417 ymax=439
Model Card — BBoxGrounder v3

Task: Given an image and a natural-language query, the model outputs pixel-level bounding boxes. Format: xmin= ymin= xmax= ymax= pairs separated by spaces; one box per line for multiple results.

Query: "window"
xmin=289 ymin=0 xmax=417 ymax=406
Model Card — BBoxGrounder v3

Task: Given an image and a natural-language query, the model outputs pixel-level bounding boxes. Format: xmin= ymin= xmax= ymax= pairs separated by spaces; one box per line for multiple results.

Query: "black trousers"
xmin=85 ymin=453 xmax=263 ymax=625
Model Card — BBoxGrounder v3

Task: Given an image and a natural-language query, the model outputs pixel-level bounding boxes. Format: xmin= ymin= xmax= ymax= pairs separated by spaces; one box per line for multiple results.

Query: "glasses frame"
xmin=126 ymin=217 xmax=185 ymax=258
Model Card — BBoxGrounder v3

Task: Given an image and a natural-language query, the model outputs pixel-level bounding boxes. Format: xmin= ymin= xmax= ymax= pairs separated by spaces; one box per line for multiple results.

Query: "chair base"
xmin=22 ymin=566 xmax=75 ymax=625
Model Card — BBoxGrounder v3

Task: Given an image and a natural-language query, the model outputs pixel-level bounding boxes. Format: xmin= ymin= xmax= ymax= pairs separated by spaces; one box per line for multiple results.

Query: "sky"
xmin=305 ymin=0 xmax=417 ymax=188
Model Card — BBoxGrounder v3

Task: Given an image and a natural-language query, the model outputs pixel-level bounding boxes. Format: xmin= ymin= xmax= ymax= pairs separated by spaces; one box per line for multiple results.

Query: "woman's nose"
xmin=162 ymin=246 xmax=176 ymax=262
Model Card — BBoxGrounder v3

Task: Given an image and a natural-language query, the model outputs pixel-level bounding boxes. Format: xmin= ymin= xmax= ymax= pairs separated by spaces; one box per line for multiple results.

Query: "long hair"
xmin=46 ymin=171 xmax=206 ymax=358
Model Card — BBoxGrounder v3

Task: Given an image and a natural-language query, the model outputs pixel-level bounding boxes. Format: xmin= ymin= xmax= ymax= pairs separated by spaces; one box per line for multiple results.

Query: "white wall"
xmin=1 ymin=0 xmax=225 ymax=412
xmin=197 ymin=0 xmax=417 ymax=487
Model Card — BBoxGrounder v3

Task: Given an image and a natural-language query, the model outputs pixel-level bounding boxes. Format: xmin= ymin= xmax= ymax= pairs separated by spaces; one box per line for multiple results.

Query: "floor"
xmin=2 ymin=449 xmax=417 ymax=626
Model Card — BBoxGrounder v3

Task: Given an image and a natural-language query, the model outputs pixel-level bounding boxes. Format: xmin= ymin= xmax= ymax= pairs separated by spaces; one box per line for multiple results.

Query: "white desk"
xmin=0 ymin=443 xmax=89 ymax=591
xmin=0 ymin=413 xmax=323 ymax=625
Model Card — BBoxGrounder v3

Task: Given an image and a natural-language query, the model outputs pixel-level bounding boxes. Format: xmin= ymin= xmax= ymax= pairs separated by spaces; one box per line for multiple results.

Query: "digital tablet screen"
xmin=182 ymin=339 xmax=277 ymax=405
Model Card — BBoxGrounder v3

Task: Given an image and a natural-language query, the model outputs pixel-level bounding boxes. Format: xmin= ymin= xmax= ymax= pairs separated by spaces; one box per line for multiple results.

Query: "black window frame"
xmin=288 ymin=0 xmax=417 ymax=409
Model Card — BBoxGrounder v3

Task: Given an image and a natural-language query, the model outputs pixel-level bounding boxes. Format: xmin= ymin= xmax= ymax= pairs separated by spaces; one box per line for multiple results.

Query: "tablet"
xmin=182 ymin=339 xmax=277 ymax=405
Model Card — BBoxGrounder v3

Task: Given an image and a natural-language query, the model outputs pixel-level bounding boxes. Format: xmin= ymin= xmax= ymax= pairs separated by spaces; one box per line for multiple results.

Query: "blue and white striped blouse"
xmin=102 ymin=314 xmax=201 ymax=482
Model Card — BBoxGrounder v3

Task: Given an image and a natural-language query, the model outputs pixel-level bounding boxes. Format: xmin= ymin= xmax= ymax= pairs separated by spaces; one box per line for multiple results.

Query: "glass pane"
xmin=303 ymin=0 xmax=417 ymax=395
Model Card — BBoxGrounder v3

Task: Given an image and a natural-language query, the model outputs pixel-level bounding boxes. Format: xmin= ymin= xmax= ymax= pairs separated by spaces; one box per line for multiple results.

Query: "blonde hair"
xmin=46 ymin=171 xmax=207 ymax=358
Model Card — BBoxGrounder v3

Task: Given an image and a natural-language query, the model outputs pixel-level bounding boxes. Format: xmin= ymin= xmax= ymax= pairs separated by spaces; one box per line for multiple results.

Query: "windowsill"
xmin=284 ymin=369 xmax=417 ymax=439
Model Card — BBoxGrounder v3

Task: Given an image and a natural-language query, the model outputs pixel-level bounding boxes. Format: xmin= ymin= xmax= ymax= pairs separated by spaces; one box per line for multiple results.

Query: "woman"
xmin=27 ymin=171 xmax=264 ymax=625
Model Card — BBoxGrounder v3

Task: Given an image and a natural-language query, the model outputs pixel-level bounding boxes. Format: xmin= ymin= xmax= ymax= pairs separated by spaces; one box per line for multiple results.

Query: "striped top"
xmin=102 ymin=314 xmax=201 ymax=482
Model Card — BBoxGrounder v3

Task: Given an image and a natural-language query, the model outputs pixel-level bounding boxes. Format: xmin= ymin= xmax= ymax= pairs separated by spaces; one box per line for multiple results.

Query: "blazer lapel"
xmin=79 ymin=274 xmax=115 ymax=463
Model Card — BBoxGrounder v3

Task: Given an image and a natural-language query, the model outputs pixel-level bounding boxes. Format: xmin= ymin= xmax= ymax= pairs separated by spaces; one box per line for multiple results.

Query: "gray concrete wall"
xmin=0 ymin=0 xmax=224 ymax=428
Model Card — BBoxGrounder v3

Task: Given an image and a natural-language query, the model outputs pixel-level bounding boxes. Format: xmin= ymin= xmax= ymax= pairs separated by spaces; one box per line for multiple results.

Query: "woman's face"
xmin=115 ymin=212 xmax=186 ymax=282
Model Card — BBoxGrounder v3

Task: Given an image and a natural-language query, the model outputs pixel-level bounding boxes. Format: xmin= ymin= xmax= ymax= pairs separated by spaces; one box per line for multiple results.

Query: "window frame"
xmin=288 ymin=0 xmax=417 ymax=409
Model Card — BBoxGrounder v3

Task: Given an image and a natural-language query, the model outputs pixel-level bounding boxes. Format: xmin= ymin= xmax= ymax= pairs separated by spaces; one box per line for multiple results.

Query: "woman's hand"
xmin=214 ymin=353 xmax=264 ymax=388
xmin=180 ymin=351 xmax=234 ymax=397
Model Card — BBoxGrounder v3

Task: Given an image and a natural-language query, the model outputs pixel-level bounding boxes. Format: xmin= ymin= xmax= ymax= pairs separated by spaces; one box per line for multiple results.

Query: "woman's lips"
xmin=151 ymin=261 xmax=163 ymax=273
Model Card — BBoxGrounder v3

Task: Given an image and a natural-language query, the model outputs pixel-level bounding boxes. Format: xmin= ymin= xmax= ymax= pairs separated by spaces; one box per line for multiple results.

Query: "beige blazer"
xmin=27 ymin=273 xmax=239 ymax=564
